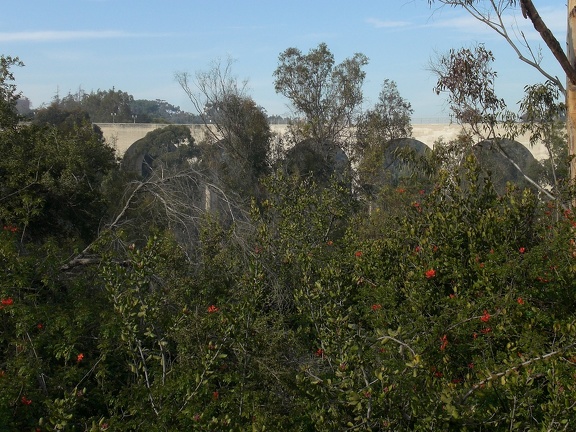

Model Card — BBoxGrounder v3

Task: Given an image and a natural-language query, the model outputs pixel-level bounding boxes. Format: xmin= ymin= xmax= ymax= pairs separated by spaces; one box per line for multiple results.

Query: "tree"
xmin=130 ymin=99 xmax=195 ymax=124
xmin=429 ymin=44 xmax=557 ymax=199
xmin=52 ymin=89 xmax=196 ymax=124
xmin=121 ymin=125 xmax=198 ymax=177
xmin=0 ymin=67 xmax=117 ymax=243
xmin=358 ymin=79 xmax=413 ymax=146
xmin=176 ymin=59 xmax=272 ymax=202
xmin=85 ymin=89 xmax=134 ymax=122
xmin=427 ymin=0 xmax=576 ymax=186
xmin=4 ymin=63 xmax=576 ymax=428
xmin=273 ymin=43 xmax=368 ymax=153
xmin=55 ymin=88 xmax=135 ymax=123
xmin=430 ymin=44 xmax=510 ymax=136
xmin=356 ymin=79 xmax=415 ymax=192
xmin=0 ymin=123 xmax=117 ymax=243
xmin=519 ymin=80 xmax=569 ymax=196
xmin=0 ymin=55 xmax=23 ymax=129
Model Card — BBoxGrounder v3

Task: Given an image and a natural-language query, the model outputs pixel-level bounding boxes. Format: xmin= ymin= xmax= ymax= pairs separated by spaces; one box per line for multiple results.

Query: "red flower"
xmin=519 ymin=247 xmax=526 ymax=254
xmin=468 ymin=363 xmax=474 ymax=369
xmin=480 ymin=310 xmax=490 ymax=323
xmin=212 ymin=391 xmax=219 ymax=400
xmin=354 ymin=250 xmax=363 ymax=258
xmin=21 ymin=396 xmax=32 ymax=405
xmin=440 ymin=334 xmax=448 ymax=351
xmin=1 ymin=298 xmax=13 ymax=306
xmin=207 ymin=305 xmax=219 ymax=313
xmin=326 ymin=240 xmax=334 ymax=246
xmin=481 ymin=327 xmax=492 ymax=334
xmin=315 ymin=348 xmax=324 ymax=357
xmin=371 ymin=304 xmax=382 ymax=311
xmin=397 ymin=188 xmax=406 ymax=194
xmin=425 ymin=269 xmax=436 ymax=279
xmin=517 ymin=297 xmax=525 ymax=305
xmin=77 ymin=353 xmax=84 ymax=363
xmin=37 ymin=323 xmax=43 ymax=330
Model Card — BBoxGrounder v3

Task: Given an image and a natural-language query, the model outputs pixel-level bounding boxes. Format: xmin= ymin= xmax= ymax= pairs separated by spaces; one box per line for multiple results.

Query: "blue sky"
xmin=1 ymin=0 xmax=566 ymax=121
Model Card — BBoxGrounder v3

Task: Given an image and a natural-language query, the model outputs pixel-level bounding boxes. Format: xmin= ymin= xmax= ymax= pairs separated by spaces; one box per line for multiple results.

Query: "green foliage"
xmin=0 ymin=119 xmax=116 ymax=242
xmin=4 ymin=149 xmax=576 ymax=430
xmin=274 ymin=43 xmax=368 ymax=145
xmin=4 ymin=47 xmax=576 ymax=431
xmin=122 ymin=125 xmax=198 ymax=177
xmin=358 ymin=138 xmax=432 ymax=199
xmin=519 ymin=80 xmax=570 ymax=192
xmin=52 ymin=89 xmax=196 ymax=124
xmin=0 ymin=55 xmax=23 ymax=129
xmin=340 ymin=157 xmax=576 ymax=429
xmin=356 ymin=79 xmax=414 ymax=154
xmin=130 ymin=98 xmax=195 ymax=124
xmin=432 ymin=44 xmax=507 ymax=129
xmin=199 ymin=95 xmax=272 ymax=202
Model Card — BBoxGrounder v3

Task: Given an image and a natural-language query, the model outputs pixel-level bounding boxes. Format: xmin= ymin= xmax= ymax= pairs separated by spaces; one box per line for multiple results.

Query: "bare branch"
xmin=460 ymin=342 xmax=576 ymax=402
xmin=430 ymin=0 xmax=566 ymax=95
xmin=520 ymin=0 xmax=576 ymax=86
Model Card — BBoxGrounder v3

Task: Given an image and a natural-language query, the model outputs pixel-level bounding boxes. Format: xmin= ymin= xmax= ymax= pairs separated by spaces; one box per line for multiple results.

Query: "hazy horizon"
xmin=3 ymin=0 xmax=565 ymax=119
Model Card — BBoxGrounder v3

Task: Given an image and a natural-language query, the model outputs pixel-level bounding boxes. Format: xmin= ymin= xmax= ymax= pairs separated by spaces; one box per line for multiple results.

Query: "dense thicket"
xmin=2 ymin=43 xmax=576 ymax=431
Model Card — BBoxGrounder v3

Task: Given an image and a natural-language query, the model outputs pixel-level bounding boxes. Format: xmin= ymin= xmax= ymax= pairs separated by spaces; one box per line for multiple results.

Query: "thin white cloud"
xmin=0 ymin=30 xmax=161 ymax=42
xmin=535 ymin=7 xmax=565 ymax=35
xmin=425 ymin=13 xmax=495 ymax=34
xmin=366 ymin=18 xmax=410 ymax=29
xmin=425 ymin=4 xmax=565 ymax=39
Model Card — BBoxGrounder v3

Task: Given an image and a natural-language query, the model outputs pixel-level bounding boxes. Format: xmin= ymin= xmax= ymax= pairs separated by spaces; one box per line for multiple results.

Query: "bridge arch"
xmin=95 ymin=123 xmax=549 ymax=160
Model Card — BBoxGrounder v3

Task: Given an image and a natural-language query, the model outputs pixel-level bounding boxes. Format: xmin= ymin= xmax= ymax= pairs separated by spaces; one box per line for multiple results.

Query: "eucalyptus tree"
xmin=356 ymin=79 xmax=418 ymax=195
xmin=356 ymin=79 xmax=413 ymax=160
xmin=430 ymin=43 xmax=558 ymax=199
xmin=427 ymin=0 xmax=576 ymax=183
xmin=273 ymin=43 xmax=368 ymax=157
xmin=519 ymin=80 xmax=569 ymax=195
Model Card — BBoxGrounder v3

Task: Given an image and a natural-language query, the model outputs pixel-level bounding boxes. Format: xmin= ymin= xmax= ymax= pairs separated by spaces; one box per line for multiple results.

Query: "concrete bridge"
xmin=96 ymin=123 xmax=550 ymax=160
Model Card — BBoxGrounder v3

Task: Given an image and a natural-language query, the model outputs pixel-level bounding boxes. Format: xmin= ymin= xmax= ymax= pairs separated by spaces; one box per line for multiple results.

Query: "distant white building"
xmin=16 ymin=97 xmax=31 ymax=115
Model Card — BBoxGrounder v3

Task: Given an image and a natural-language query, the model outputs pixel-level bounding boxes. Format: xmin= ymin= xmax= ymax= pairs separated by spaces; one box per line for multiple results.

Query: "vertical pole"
xmin=567 ymin=0 xmax=576 ymax=191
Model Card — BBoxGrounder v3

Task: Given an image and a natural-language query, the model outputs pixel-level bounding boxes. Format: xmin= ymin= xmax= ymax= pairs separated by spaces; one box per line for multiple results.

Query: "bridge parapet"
xmin=95 ymin=123 xmax=549 ymax=160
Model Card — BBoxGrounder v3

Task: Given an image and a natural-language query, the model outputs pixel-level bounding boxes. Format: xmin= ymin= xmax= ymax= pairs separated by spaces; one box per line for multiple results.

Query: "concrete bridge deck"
xmin=96 ymin=123 xmax=549 ymax=160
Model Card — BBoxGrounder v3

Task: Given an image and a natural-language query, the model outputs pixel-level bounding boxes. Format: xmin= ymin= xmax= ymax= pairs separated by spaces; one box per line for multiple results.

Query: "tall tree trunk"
xmin=568 ymin=0 xmax=576 ymax=185
xmin=520 ymin=0 xmax=576 ymax=189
